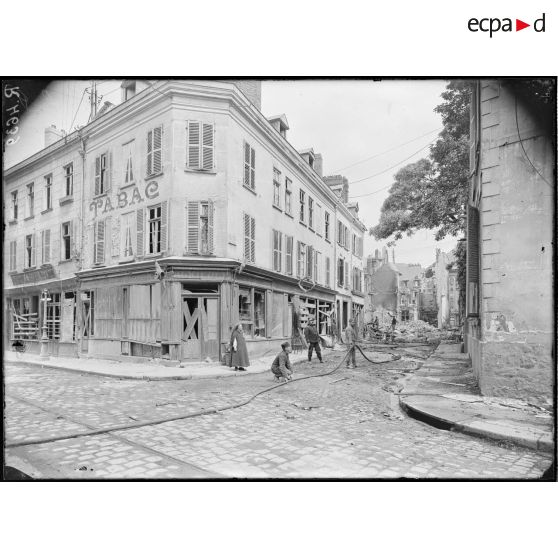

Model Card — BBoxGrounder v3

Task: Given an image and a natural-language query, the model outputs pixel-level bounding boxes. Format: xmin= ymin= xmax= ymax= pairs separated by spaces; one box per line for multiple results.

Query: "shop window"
xmin=253 ymin=290 xmax=266 ymax=338
xmin=239 ymin=288 xmax=252 ymax=337
xmin=46 ymin=293 xmax=61 ymax=339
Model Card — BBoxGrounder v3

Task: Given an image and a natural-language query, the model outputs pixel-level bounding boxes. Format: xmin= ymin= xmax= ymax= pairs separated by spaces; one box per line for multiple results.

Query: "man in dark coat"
xmin=230 ymin=323 xmax=250 ymax=371
xmin=344 ymin=319 xmax=358 ymax=368
xmin=271 ymin=341 xmax=293 ymax=382
xmin=304 ymin=319 xmax=323 ymax=363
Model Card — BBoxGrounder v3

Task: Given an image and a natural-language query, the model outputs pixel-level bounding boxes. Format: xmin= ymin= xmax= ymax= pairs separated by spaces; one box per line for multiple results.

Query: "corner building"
xmin=5 ymin=80 xmax=366 ymax=363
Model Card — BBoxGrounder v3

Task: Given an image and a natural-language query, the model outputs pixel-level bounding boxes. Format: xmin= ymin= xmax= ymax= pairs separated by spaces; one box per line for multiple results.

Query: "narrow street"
xmin=5 ymin=346 xmax=552 ymax=479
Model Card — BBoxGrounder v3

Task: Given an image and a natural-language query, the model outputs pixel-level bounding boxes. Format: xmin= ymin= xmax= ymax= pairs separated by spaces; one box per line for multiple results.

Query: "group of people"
xmin=228 ymin=317 xmax=360 ymax=383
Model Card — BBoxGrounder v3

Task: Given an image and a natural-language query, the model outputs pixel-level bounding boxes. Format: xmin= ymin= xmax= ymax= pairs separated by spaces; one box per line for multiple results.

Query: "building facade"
xmin=434 ymin=249 xmax=459 ymax=328
xmin=4 ymin=80 xmax=366 ymax=363
xmin=465 ymin=79 xmax=554 ymax=405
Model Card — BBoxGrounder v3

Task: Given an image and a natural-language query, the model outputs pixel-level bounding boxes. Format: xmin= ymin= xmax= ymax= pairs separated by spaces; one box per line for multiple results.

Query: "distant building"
xmin=419 ymin=265 xmax=438 ymax=326
xmin=465 ymin=79 xmax=554 ymax=405
xmin=434 ymin=249 xmax=459 ymax=328
xmin=395 ymin=263 xmax=423 ymax=322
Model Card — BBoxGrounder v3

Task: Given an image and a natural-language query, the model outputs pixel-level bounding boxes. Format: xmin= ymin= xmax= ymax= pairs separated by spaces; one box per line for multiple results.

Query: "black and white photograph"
xmin=3 ymin=77 xmax=555 ymax=480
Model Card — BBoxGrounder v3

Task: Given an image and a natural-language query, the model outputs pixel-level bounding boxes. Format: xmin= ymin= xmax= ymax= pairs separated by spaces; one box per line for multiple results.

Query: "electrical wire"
xmin=69 ymin=88 xmax=87 ymax=132
xmin=514 ymin=94 xmax=552 ymax=188
xmin=332 ymin=127 xmax=442 ymax=174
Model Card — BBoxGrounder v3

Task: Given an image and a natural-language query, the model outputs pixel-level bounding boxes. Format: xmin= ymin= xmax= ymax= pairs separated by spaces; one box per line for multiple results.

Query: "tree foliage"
xmin=371 ymin=80 xmax=471 ymax=244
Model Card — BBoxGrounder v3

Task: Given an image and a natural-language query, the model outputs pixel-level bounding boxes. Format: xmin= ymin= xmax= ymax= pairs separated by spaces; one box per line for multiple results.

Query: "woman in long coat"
xmin=230 ymin=323 xmax=250 ymax=371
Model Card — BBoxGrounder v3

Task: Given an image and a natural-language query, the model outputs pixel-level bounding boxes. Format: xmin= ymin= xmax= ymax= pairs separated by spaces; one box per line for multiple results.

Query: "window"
xmin=285 ymin=235 xmax=293 ymax=275
xmin=352 ymin=233 xmax=357 ymax=255
xmin=243 ymin=212 xmax=256 ymax=262
xmin=187 ymin=121 xmax=214 ymax=171
xmin=46 ymin=293 xmax=61 ymax=340
xmin=273 ymin=168 xmax=281 ymax=208
xmin=123 ymin=142 xmax=134 ymax=185
xmin=41 ymin=229 xmax=51 ymax=264
xmin=314 ymin=251 xmax=320 ymax=284
xmin=253 ymin=290 xmax=266 ymax=338
xmin=61 ymin=222 xmax=72 ymax=261
xmin=148 ymin=204 xmax=162 ymax=254
xmin=121 ymin=212 xmax=135 ymax=259
xmin=353 ymin=267 xmax=362 ymax=292
xmin=308 ymin=197 xmax=314 ymax=229
xmin=27 ymin=183 xmax=34 ymax=217
xmin=299 ymin=190 xmax=306 ymax=223
xmin=316 ymin=203 xmax=322 ymax=235
xmin=297 ymin=241 xmax=306 ymax=278
xmin=325 ymin=256 xmax=331 ymax=287
xmin=345 ymin=261 xmax=349 ymax=287
xmin=186 ymin=200 xmax=214 ymax=255
xmin=44 ymin=174 xmax=52 ymax=210
xmin=325 ymin=211 xmax=330 ymax=241
xmin=337 ymin=258 xmax=344 ymax=287
xmin=95 ymin=153 xmax=109 ymax=195
xmin=147 ymin=126 xmax=163 ymax=176
xmin=9 ymin=240 xmax=16 ymax=271
xmin=64 ymin=163 xmax=74 ymax=196
xmin=285 ymin=178 xmax=292 ymax=215
xmin=93 ymin=220 xmax=105 ymax=265
xmin=272 ymin=230 xmax=282 ymax=272
xmin=11 ymin=191 xmax=18 ymax=220
xmin=243 ymin=141 xmax=256 ymax=190
xmin=25 ymin=234 xmax=35 ymax=268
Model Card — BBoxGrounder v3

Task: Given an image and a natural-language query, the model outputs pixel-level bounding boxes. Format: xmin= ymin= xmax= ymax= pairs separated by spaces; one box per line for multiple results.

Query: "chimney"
xmin=226 ymin=80 xmax=262 ymax=110
xmin=45 ymin=125 xmax=64 ymax=148
xmin=314 ymin=153 xmax=323 ymax=176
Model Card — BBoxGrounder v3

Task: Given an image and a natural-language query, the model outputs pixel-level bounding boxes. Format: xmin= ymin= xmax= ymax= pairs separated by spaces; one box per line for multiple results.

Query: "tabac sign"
xmin=89 ymin=181 xmax=160 ymax=217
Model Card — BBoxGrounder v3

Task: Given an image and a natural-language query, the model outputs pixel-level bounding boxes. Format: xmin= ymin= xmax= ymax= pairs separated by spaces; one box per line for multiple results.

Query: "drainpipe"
xmin=77 ymin=131 xmax=87 ymax=356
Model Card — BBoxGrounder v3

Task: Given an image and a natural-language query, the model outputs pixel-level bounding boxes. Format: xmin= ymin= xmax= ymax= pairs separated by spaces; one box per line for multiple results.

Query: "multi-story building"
xmin=418 ymin=265 xmax=438 ymax=325
xmin=434 ymin=249 xmax=459 ymax=328
xmin=4 ymin=79 xmax=366 ymax=363
xmin=465 ymin=79 xmax=553 ymax=405
xmin=395 ymin=263 xmax=423 ymax=322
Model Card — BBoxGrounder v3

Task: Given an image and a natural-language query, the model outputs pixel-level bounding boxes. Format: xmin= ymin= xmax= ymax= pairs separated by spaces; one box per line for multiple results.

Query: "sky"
xmin=5 ymin=79 xmax=460 ymax=267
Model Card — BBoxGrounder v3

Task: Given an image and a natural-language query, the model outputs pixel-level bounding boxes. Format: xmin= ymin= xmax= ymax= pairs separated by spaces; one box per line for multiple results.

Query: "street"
xmin=4 ymin=346 xmax=552 ymax=479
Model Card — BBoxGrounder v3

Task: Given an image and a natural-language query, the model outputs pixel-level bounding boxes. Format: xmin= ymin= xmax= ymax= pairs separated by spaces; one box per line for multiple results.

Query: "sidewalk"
xmin=397 ymin=342 xmax=554 ymax=452
xmin=4 ymin=348 xmax=319 ymax=381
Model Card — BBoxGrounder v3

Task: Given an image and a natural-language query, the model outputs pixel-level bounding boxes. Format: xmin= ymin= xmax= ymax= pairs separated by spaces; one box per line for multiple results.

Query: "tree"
xmin=370 ymin=80 xmax=471 ymax=244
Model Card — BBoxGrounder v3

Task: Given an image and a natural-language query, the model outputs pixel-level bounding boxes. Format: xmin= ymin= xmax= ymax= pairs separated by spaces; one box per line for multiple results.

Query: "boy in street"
xmin=271 ymin=341 xmax=293 ymax=382
xmin=344 ymin=319 xmax=358 ymax=368
xmin=304 ymin=319 xmax=323 ymax=363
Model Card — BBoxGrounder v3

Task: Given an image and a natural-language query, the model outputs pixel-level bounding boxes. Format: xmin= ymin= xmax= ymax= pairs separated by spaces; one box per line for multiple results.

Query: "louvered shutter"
xmin=187 ymin=201 xmax=200 ymax=254
xmin=153 ymin=126 xmax=162 ymax=174
xmin=345 ymin=261 xmax=349 ymax=288
xmin=94 ymin=156 xmax=101 ymax=195
xmin=467 ymin=205 xmax=480 ymax=315
xmin=31 ymin=233 xmax=36 ymax=267
xmin=243 ymin=142 xmax=250 ymax=185
xmin=44 ymin=229 xmax=51 ymax=264
xmin=207 ymin=200 xmax=214 ymax=254
xmin=147 ymin=130 xmax=153 ymax=176
xmin=250 ymin=216 xmax=255 ymax=263
xmin=202 ymin=123 xmax=214 ymax=171
xmin=107 ymin=151 xmax=113 ymax=191
xmin=94 ymin=220 xmax=105 ymax=264
xmin=160 ymin=200 xmax=168 ymax=252
xmin=250 ymin=148 xmax=255 ymax=188
xmin=69 ymin=220 xmax=74 ymax=258
xmin=243 ymin=213 xmax=250 ymax=260
xmin=136 ymin=209 xmax=145 ymax=258
xmin=188 ymin=122 xmax=201 ymax=169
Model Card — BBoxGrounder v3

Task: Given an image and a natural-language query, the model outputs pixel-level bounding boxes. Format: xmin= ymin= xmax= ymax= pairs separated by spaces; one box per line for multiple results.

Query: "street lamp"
xmin=40 ymin=289 xmax=51 ymax=360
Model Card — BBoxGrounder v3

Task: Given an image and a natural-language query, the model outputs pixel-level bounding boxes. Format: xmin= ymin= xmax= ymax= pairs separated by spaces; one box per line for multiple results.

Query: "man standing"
xmin=271 ymin=341 xmax=294 ymax=382
xmin=345 ymin=318 xmax=358 ymax=368
xmin=304 ymin=319 xmax=323 ymax=363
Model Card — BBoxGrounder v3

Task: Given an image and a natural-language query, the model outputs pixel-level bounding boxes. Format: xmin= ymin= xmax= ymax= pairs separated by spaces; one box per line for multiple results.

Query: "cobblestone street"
xmin=4 ymin=348 xmax=553 ymax=479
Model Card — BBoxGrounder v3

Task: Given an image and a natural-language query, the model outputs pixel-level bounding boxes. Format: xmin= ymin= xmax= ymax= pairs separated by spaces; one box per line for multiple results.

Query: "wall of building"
xmin=469 ymin=80 xmax=554 ymax=405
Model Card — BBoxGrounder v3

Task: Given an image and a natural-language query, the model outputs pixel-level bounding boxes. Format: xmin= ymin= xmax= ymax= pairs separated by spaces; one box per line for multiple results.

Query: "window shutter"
xmin=187 ymin=201 xmax=200 ymax=253
xmin=94 ymin=220 xmax=105 ymax=264
xmin=136 ymin=208 xmax=145 ymax=258
xmin=160 ymin=200 xmax=168 ymax=252
xmin=243 ymin=142 xmax=250 ymax=185
xmin=207 ymin=200 xmax=215 ymax=254
xmin=202 ymin=123 xmax=214 ymax=171
xmin=94 ymin=156 xmax=100 ymax=195
xmin=243 ymin=213 xmax=250 ymax=259
xmin=250 ymin=147 xmax=256 ymax=188
xmin=188 ymin=122 xmax=200 ymax=169
xmin=31 ymin=233 xmax=36 ymax=267
xmin=250 ymin=216 xmax=255 ymax=263
xmin=147 ymin=130 xmax=153 ymax=176
xmin=153 ymin=126 xmax=162 ymax=174
xmin=69 ymin=220 xmax=74 ymax=258
xmin=345 ymin=261 xmax=349 ymax=288
xmin=107 ymin=151 xmax=113 ymax=191
xmin=44 ymin=229 xmax=51 ymax=264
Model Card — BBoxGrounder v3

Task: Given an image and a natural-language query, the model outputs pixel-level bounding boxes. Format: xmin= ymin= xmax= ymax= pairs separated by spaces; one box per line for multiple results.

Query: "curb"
xmin=399 ymin=397 xmax=554 ymax=453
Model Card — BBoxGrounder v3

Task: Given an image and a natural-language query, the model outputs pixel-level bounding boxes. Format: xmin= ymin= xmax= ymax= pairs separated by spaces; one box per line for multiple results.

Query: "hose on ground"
xmin=7 ymin=347 xmax=355 ymax=449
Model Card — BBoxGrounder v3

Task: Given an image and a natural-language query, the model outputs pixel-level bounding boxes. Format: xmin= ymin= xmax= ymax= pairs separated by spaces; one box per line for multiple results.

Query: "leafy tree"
xmin=370 ymin=80 xmax=471 ymax=244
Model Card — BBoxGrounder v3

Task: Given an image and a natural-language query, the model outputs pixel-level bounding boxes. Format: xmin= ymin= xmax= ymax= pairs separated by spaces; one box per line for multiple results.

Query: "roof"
xmin=396 ymin=263 xmax=423 ymax=282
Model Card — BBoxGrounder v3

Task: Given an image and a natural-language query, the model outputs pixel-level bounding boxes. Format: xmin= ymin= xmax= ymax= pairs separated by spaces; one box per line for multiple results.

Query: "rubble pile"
xmin=394 ymin=320 xmax=441 ymax=343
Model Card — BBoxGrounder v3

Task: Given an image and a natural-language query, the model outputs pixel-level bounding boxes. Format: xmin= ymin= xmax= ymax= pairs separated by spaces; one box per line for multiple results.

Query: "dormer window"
xmin=122 ymin=80 xmax=136 ymax=101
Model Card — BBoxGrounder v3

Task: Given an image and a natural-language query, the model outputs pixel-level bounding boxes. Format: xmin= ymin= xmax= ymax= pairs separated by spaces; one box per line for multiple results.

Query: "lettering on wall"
xmin=89 ymin=181 xmax=159 ymax=217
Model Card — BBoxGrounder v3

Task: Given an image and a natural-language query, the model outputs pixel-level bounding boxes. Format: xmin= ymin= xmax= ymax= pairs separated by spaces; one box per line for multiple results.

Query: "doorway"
xmin=81 ymin=291 xmax=94 ymax=353
xmin=181 ymin=296 xmax=219 ymax=360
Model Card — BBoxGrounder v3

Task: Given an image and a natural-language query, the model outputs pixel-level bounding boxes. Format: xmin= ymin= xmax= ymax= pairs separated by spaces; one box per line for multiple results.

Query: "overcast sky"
xmin=6 ymin=79 xmax=460 ymax=267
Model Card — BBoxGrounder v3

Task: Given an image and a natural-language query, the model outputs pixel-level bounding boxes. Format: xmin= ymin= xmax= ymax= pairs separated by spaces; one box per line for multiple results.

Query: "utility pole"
xmin=88 ymin=80 xmax=98 ymax=122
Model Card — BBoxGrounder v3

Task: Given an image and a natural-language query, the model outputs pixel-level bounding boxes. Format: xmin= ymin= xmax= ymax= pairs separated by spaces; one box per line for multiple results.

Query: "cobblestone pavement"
xmin=4 ymin=347 xmax=553 ymax=479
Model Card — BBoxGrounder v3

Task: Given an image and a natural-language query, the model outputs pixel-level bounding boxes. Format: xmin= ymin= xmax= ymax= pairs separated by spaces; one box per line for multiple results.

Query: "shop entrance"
xmin=81 ymin=291 xmax=94 ymax=353
xmin=181 ymin=296 xmax=219 ymax=361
